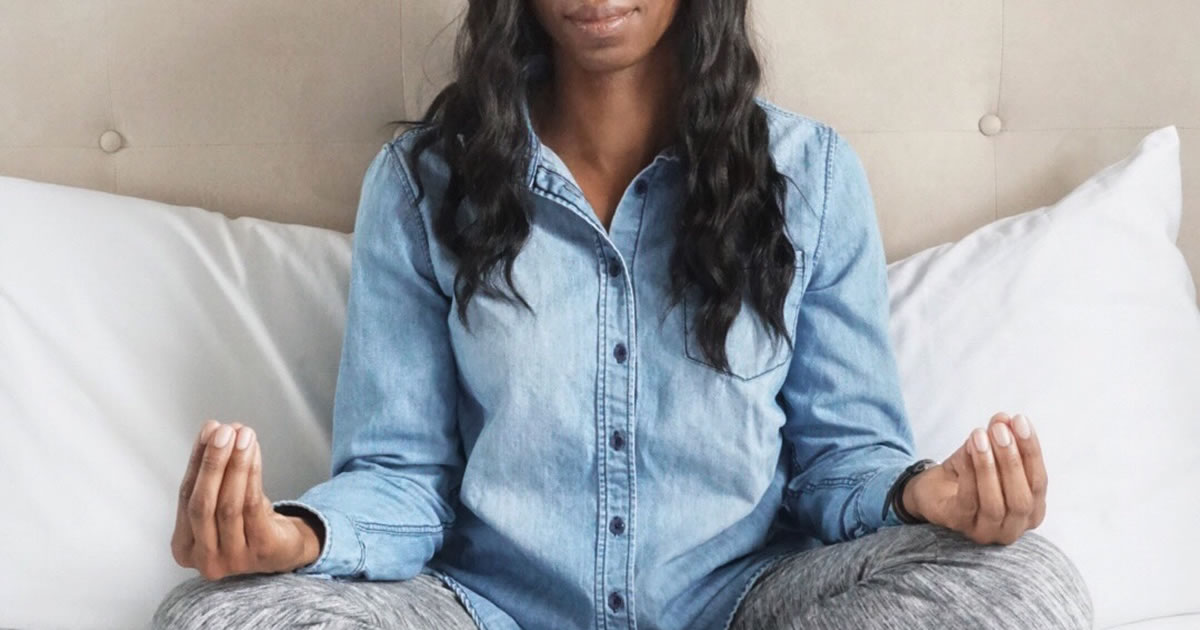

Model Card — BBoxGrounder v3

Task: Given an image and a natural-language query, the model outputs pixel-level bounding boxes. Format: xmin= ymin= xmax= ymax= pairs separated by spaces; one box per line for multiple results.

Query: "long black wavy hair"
xmin=395 ymin=0 xmax=798 ymax=377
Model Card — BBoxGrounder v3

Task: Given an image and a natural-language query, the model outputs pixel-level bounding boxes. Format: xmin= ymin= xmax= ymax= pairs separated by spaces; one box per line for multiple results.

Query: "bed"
xmin=1 ymin=1 xmax=1197 ymax=629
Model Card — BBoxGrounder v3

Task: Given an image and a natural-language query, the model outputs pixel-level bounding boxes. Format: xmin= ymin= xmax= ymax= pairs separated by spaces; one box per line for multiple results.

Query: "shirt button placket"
xmin=603 ymin=248 xmax=634 ymax=626
xmin=598 ymin=172 xmax=651 ymax=628
xmin=605 ymin=333 xmax=632 ymax=625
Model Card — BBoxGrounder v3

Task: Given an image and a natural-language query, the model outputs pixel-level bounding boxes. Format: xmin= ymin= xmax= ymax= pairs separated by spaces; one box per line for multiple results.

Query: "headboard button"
xmin=99 ymin=130 xmax=124 ymax=154
xmin=978 ymin=113 xmax=1004 ymax=137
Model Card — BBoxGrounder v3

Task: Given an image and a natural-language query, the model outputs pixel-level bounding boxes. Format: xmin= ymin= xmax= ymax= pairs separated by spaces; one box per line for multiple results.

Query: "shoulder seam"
xmin=383 ymin=139 xmax=437 ymax=277
xmin=813 ymin=125 xmax=838 ymax=278
xmin=754 ymin=97 xmax=827 ymax=129
xmin=385 ymin=127 xmax=429 ymax=206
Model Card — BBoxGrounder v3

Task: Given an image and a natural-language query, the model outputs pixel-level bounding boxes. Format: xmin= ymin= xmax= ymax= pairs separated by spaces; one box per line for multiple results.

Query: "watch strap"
xmin=883 ymin=458 xmax=937 ymax=524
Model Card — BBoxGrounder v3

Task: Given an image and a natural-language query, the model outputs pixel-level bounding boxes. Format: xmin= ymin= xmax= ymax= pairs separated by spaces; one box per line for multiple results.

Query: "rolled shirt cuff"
xmin=860 ymin=461 xmax=913 ymax=533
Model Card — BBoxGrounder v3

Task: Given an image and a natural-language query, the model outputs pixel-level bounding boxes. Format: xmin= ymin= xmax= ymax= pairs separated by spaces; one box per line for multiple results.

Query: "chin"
xmin=567 ymin=47 xmax=646 ymax=73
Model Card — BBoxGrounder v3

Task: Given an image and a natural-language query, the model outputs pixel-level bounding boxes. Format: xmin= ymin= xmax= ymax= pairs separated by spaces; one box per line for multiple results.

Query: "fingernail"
xmin=235 ymin=428 xmax=254 ymax=450
xmin=213 ymin=425 xmax=233 ymax=449
xmin=199 ymin=420 xmax=218 ymax=444
xmin=973 ymin=428 xmax=990 ymax=452
xmin=991 ymin=422 xmax=1012 ymax=447
xmin=1013 ymin=414 xmax=1033 ymax=439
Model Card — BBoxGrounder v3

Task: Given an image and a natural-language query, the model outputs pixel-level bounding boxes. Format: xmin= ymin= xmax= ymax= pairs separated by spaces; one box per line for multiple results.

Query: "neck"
xmin=533 ymin=41 xmax=680 ymax=175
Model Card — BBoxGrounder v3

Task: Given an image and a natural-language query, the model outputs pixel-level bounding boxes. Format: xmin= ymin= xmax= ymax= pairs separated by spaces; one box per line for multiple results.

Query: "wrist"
xmin=887 ymin=458 xmax=936 ymax=524
xmin=901 ymin=470 xmax=927 ymax=522
xmin=284 ymin=515 xmax=323 ymax=569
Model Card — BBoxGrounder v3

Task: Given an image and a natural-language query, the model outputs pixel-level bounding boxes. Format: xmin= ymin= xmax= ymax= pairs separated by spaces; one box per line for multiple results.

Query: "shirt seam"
xmin=785 ymin=248 xmax=808 ymax=373
xmin=535 ymin=165 xmax=608 ymax=234
xmin=594 ymin=233 xmax=611 ymax=630
xmin=384 ymin=139 xmax=438 ymax=279
xmin=754 ymin=96 xmax=830 ymax=130
xmin=352 ymin=535 xmax=367 ymax=575
xmin=813 ymin=124 xmax=837 ymax=286
xmin=353 ymin=521 xmax=451 ymax=535
xmin=797 ymin=467 xmax=875 ymax=492
xmin=853 ymin=465 xmax=893 ymax=536
xmin=625 ymin=183 xmax=646 ymax=630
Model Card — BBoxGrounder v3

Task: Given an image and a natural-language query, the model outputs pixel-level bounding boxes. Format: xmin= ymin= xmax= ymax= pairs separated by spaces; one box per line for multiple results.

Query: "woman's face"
xmin=529 ymin=0 xmax=681 ymax=73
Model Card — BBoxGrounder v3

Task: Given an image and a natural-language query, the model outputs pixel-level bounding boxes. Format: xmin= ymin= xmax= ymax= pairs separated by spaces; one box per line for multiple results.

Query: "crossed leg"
xmin=729 ymin=523 xmax=1093 ymax=630
xmin=152 ymin=570 xmax=477 ymax=630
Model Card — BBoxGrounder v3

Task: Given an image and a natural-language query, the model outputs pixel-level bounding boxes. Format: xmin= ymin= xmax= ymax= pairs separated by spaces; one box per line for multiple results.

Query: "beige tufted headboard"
xmin=3 ymin=1 xmax=1197 ymax=299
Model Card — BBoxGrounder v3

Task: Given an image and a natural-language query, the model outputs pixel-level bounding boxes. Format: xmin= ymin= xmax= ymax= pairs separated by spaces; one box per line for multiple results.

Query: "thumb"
xmin=243 ymin=441 xmax=274 ymax=551
xmin=951 ymin=432 xmax=980 ymax=529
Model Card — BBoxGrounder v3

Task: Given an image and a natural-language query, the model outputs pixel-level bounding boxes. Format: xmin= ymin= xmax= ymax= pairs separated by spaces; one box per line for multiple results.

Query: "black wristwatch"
xmin=883 ymin=458 xmax=937 ymax=524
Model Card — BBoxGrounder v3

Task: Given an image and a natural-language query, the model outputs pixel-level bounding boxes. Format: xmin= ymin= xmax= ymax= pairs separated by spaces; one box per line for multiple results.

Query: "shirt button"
xmin=607 ymin=260 xmax=621 ymax=277
xmin=609 ymin=516 xmax=625 ymax=535
xmin=610 ymin=430 xmax=625 ymax=451
xmin=634 ymin=179 xmax=648 ymax=196
xmin=608 ymin=591 xmax=624 ymax=612
xmin=613 ymin=342 xmax=627 ymax=364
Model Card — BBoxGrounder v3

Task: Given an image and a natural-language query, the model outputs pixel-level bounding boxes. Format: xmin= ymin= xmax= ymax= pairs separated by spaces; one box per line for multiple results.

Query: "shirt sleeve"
xmin=271 ymin=140 xmax=464 ymax=580
xmin=777 ymin=127 xmax=920 ymax=543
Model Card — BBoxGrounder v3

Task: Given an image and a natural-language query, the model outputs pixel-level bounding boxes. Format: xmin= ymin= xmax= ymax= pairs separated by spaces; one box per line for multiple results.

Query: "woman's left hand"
xmin=902 ymin=412 xmax=1047 ymax=544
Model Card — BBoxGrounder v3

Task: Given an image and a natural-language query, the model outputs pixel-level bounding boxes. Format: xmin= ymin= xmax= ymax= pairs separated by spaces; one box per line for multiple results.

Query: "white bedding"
xmin=1113 ymin=616 xmax=1200 ymax=630
xmin=886 ymin=126 xmax=1200 ymax=629
xmin=1 ymin=128 xmax=1197 ymax=628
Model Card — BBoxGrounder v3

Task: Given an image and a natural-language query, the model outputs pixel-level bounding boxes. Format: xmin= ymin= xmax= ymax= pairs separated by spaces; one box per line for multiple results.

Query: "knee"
xmin=1007 ymin=531 xmax=1094 ymax=629
xmin=939 ymin=528 xmax=1095 ymax=630
xmin=153 ymin=575 xmax=225 ymax=630
xmin=152 ymin=572 xmax=373 ymax=630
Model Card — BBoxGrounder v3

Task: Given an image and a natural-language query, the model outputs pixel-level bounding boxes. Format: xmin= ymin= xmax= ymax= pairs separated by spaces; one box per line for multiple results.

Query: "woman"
xmin=155 ymin=1 xmax=1093 ymax=628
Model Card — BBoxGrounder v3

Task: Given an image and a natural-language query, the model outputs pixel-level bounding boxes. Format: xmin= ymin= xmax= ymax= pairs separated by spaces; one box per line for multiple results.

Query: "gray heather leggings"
xmin=153 ymin=523 xmax=1094 ymax=629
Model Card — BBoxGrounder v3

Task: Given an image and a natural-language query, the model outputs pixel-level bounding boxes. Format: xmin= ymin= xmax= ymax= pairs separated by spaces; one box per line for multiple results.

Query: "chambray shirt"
xmin=272 ymin=95 xmax=922 ymax=630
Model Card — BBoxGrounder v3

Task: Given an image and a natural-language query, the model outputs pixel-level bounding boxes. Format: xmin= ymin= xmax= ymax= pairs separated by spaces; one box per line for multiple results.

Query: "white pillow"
xmin=0 ymin=176 xmax=352 ymax=629
xmin=886 ymin=125 xmax=1200 ymax=629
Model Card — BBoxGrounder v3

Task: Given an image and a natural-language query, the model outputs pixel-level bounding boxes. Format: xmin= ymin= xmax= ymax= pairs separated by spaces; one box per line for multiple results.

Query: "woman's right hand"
xmin=170 ymin=420 xmax=322 ymax=580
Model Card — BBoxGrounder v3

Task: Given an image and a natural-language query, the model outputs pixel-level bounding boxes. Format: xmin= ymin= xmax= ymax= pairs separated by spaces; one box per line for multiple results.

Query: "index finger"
xmin=173 ymin=420 xmax=219 ymax=550
xmin=953 ymin=433 xmax=979 ymax=531
xmin=1011 ymin=414 xmax=1047 ymax=525
xmin=244 ymin=441 xmax=273 ymax=551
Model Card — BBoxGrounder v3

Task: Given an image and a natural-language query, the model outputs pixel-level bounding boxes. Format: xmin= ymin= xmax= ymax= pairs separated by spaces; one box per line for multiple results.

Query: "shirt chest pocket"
xmin=682 ymin=249 xmax=807 ymax=381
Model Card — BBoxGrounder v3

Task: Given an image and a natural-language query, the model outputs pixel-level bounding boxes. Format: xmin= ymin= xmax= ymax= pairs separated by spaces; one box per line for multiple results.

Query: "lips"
xmin=566 ymin=4 xmax=635 ymax=22
xmin=565 ymin=4 xmax=636 ymax=37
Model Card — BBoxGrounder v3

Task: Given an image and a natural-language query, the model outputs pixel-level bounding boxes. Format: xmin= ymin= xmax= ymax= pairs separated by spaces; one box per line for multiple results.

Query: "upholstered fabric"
xmin=0 ymin=1 xmax=1195 ymax=300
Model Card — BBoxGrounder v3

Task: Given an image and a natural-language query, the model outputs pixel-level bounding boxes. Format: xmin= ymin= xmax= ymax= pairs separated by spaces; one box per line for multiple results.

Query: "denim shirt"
xmin=271 ymin=96 xmax=921 ymax=630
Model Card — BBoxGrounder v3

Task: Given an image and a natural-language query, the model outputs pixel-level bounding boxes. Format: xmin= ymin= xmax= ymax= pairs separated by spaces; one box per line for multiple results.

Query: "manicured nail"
xmin=1013 ymin=414 xmax=1033 ymax=439
xmin=235 ymin=428 xmax=254 ymax=450
xmin=212 ymin=425 xmax=233 ymax=449
xmin=991 ymin=422 xmax=1012 ymax=447
xmin=972 ymin=428 xmax=990 ymax=452
xmin=199 ymin=420 xmax=218 ymax=444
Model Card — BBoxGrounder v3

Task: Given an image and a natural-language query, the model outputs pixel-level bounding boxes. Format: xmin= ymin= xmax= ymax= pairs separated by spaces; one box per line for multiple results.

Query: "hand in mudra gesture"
xmin=903 ymin=412 xmax=1047 ymax=545
xmin=170 ymin=420 xmax=321 ymax=580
